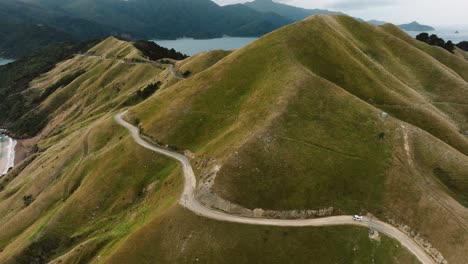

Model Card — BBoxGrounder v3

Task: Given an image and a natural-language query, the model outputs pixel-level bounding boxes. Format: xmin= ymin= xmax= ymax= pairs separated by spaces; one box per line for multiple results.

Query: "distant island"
xmin=367 ymin=20 xmax=435 ymax=31
xmin=398 ymin=21 xmax=435 ymax=31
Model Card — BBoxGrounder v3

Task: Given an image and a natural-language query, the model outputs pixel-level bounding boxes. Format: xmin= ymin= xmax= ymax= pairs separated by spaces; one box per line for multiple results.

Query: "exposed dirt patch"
xmin=369 ymin=230 xmax=381 ymax=242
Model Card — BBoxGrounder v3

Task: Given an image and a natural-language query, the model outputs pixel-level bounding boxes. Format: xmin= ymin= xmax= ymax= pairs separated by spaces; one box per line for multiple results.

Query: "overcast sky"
xmin=213 ymin=0 xmax=468 ymax=25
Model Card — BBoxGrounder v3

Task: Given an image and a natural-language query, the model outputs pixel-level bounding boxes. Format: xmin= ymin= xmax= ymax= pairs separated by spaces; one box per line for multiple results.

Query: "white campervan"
xmin=353 ymin=215 xmax=364 ymax=221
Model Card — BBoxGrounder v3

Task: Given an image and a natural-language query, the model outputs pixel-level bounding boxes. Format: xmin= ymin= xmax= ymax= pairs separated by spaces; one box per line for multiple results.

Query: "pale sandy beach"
xmin=0 ymin=135 xmax=16 ymax=176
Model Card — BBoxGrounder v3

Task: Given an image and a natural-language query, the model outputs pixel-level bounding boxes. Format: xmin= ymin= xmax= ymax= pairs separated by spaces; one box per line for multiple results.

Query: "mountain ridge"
xmin=244 ymin=0 xmax=342 ymax=21
xmin=1 ymin=0 xmax=294 ymax=58
xmin=1 ymin=0 xmax=437 ymax=59
xmin=20 ymin=0 xmax=292 ymax=39
xmin=243 ymin=0 xmax=435 ymax=32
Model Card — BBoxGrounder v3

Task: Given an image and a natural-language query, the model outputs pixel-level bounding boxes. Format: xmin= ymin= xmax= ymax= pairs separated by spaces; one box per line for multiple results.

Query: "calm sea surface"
xmin=406 ymin=25 xmax=468 ymax=44
xmin=152 ymin=37 xmax=258 ymax=56
xmin=152 ymin=26 xmax=467 ymax=57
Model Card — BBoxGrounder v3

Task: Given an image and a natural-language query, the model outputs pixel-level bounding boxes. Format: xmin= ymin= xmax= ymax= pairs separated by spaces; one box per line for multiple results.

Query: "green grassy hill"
xmin=0 ymin=15 xmax=466 ymax=263
xmin=131 ymin=15 xmax=468 ymax=263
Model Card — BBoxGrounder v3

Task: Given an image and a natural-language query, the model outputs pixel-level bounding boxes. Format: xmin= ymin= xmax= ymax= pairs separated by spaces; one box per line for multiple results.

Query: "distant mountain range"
xmin=245 ymin=0 xmax=435 ymax=31
xmin=0 ymin=0 xmax=435 ymax=58
xmin=21 ymin=0 xmax=294 ymax=38
xmin=366 ymin=20 xmax=435 ymax=31
xmin=245 ymin=0 xmax=343 ymax=21
xmin=1 ymin=0 xmax=295 ymax=57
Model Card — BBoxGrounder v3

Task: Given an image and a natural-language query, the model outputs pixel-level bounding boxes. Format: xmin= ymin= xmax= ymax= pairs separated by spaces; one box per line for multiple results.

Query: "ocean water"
xmin=152 ymin=37 xmax=258 ymax=56
xmin=406 ymin=25 xmax=468 ymax=44
xmin=0 ymin=58 xmax=14 ymax=66
xmin=152 ymin=27 xmax=468 ymax=57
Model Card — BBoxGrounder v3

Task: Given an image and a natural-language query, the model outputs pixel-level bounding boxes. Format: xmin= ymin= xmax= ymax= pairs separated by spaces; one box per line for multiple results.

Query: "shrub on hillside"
xmin=445 ymin=41 xmax=455 ymax=52
xmin=122 ymin=82 xmax=162 ymax=107
xmin=136 ymin=82 xmax=161 ymax=99
xmin=23 ymin=195 xmax=34 ymax=207
xmin=415 ymin=33 xmax=455 ymax=53
xmin=182 ymin=70 xmax=192 ymax=77
xmin=456 ymin=41 xmax=468 ymax=52
xmin=133 ymin=40 xmax=188 ymax=61
xmin=35 ymin=70 xmax=86 ymax=103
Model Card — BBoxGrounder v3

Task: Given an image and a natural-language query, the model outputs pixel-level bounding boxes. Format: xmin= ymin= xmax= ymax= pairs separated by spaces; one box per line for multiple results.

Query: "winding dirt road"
xmin=115 ymin=111 xmax=435 ymax=264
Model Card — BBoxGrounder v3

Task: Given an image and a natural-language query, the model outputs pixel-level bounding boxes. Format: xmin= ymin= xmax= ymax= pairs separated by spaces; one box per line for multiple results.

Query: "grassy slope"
xmin=20 ymin=37 xmax=166 ymax=147
xmin=0 ymin=37 xmax=187 ymax=262
xmin=455 ymin=47 xmax=468 ymax=60
xmin=177 ymin=50 xmax=232 ymax=76
xmin=131 ymin=15 xmax=468 ymax=262
xmin=133 ymin=15 xmax=468 ymax=210
xmin=0 ymin=117 xmax=181 ymax=263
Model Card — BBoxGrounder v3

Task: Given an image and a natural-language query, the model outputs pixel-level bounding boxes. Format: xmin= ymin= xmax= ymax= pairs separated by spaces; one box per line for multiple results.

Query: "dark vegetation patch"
xmin=13 ymin=110 xmax=50 ymax=138
xmin=0 ymin=40 xmax=100 ymax=137
xmin=182 ymin=70 xmax=192 ymax=78
xmin=14 ymin=234 xmax=70 ymax=264
xmin=34 ymin=70 xmax=87 ymax=103
xmin=23 ymin=195 xmax=34 ymax=207
xmin=457 ymin=41 xmax=468 ymax=52
xmin=122 ymin=82 xmax=162 ymax=107
xmin=28 ymin=234 xmax=110 ymax=264
xmin=415 ymin=33 xmax=455 ymax=53
xmin=132 ymin=40 xmax=188 ymax=61
xmin=136 ymin=82 xmax=161 ymax=99
xmin=0 ymin=23 xmax=74 ymax=59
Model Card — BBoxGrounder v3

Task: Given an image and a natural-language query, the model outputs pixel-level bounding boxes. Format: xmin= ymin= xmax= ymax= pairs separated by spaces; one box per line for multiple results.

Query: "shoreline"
xmin=0 ymin=129 xmax=30 ymax=166
xmin=0 ymin=58 xmax=14 ymax=66
xmin=0 ymin=125 xmax=30 ymax=176
xmin=0 ymin=136 xmax=16 ymax=176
